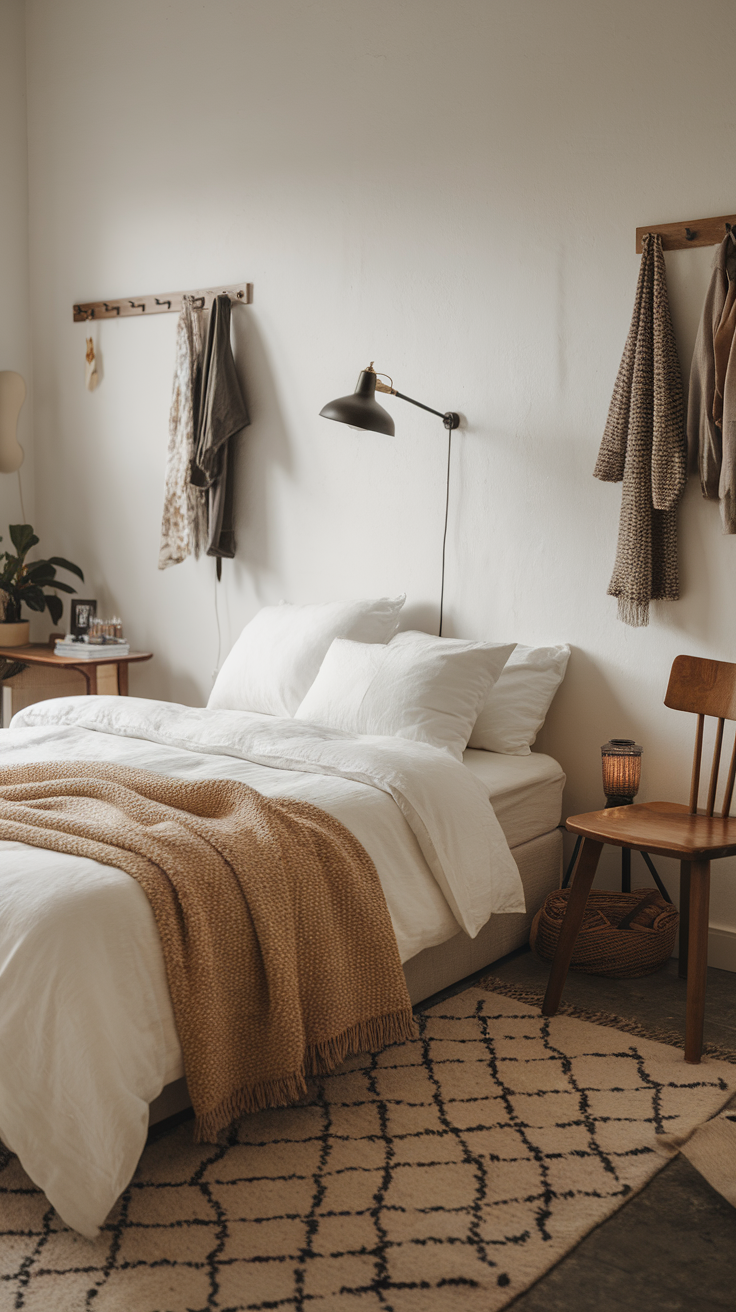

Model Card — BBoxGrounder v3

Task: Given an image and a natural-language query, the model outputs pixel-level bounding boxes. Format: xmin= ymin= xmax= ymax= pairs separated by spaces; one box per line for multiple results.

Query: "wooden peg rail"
xmin=636 ymin=213 xmax=736 ymax=254
xmin=73 ymin=281 xmax=253 ymax=323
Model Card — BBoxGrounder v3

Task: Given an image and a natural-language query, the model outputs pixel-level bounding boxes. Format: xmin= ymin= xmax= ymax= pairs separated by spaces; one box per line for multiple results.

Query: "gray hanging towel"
xmin=686 ymin=229 xmax=736 ymax=532
xmin=191 ymin=294 xmax=249 ymax=566
xmin=594 ymin=232 xmax=687 ymax=627
xmin=159 ymin=296 xmax=208 ymax=568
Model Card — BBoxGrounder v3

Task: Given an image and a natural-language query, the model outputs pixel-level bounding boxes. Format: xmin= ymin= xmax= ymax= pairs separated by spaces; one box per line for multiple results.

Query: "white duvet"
xmin=0 ymin=696 xmax=524 ymax=1237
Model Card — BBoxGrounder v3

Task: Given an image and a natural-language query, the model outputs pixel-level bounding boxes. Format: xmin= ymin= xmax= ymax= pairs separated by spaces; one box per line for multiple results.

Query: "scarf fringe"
xmin=615 ymin=594 xmax=650 ymax=628
xmin=194 ymin=1006 xmax=418 ymax=1142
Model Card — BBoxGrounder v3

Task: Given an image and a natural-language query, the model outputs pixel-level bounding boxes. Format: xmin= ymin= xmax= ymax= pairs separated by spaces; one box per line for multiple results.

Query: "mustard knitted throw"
xmin=0 ymin=761 xmax=416 ymax=1140
xmin=595 ymin=232 xmax=687 ymax=627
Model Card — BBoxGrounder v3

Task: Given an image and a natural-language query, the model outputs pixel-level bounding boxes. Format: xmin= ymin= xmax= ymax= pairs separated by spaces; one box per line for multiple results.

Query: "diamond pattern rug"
xmin=1 ymin=982 xmax=735 ymax=1311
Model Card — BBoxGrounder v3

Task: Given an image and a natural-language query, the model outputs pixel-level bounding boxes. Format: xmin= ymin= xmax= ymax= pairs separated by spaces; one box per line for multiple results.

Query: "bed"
xmin=404 ymin=748 xmax=564 ymax=1002
xmin=0 ymin=609 xmax=568 ymax=1237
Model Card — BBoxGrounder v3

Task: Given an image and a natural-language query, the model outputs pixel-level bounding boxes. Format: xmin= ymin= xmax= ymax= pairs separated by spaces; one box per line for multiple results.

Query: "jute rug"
xmin=2 ymin=980 xmax=735 ymax=1312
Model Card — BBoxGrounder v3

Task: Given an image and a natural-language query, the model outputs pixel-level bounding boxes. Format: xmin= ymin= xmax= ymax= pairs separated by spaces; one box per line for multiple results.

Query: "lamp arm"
xmin=394 ymin=389 xmax=446 ymax=420
xmin=375 ymin=379 xmax=459 ymax=429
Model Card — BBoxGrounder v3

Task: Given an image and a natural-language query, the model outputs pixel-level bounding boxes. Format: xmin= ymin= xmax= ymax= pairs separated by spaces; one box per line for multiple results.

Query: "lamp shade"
xmin=319 ymin=368 xmax=395 ymax=436
xmin=601 ymin=738 xmax=642 ymax=805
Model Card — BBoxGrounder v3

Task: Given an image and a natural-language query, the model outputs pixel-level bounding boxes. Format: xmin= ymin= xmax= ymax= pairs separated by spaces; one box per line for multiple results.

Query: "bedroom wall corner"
xmin=0 ymin=0 xmax=35 ymax=544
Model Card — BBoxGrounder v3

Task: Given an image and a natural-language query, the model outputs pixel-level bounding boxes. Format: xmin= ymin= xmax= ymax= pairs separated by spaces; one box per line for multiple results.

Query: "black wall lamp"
xmin=320 ymin=363 xmax=460 ymax=634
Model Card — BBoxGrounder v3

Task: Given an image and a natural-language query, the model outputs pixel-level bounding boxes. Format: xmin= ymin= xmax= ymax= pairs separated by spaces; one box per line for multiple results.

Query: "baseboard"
xmin=706 ymin=926 xmax=736 ymax=973
xmin=673 ymin=925 xmax=736 ymax=973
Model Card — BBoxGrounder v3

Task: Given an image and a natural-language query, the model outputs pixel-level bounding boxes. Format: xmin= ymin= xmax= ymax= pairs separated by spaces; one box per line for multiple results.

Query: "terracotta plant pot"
xmin=0 ymin=621 xmax=30 ymax=647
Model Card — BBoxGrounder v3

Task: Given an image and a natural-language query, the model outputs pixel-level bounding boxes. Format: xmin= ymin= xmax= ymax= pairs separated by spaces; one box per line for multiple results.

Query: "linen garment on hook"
xmin=191 ymin=294 xmax=249 ymax=569
xmin=85 ymin=338 xmax=98 ymax=392
xmin=159 ymin=296 xmax=208 ymax=568
xmin=687 ymin=229 xmax=736 ymax=532
xmin=595 ymin=232 xmax=687 ymax=627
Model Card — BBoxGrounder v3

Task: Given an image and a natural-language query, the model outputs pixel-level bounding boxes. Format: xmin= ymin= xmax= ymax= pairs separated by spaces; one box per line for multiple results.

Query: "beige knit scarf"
xmin=595 ymin=232 xmax=687 ymax=626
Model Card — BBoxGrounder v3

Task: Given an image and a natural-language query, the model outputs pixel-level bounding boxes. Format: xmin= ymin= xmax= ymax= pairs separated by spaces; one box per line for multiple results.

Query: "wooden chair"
xmin=542 ymin=654 xmax=736 ymax=1063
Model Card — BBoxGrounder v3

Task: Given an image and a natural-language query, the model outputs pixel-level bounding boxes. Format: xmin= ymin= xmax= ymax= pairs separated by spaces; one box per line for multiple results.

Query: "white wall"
xmin=21 ymin=0 xmax=736 ymax=953
xmin=0 ymin=0 xmax=34 ymax=535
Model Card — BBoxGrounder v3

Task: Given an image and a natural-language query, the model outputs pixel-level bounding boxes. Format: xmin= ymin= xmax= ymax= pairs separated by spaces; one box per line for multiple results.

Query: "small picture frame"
xmin=70 ymin=599 xmax=97 ymax=639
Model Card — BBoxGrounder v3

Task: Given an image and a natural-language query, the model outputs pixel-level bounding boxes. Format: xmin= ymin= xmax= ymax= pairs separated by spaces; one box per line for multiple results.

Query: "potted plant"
xmin=0 ymin=524 xmax=84 ymax=647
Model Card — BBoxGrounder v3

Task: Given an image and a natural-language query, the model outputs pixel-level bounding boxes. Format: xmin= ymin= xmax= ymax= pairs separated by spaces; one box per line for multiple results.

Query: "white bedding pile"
xmin=0 ymin=695 xmax=524 ymax=1237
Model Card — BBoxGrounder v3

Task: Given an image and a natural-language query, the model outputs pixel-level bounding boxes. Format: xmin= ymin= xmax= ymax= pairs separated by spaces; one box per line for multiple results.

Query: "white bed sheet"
xmin=0 ymin=696 xmax=526 ymax=1237
xmin=462 ymin=749 xmax=565 ymax=849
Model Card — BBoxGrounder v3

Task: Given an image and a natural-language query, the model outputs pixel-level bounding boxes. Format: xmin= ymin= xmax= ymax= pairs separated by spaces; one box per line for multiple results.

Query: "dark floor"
xmin=418 ymin=951 xmax=736 ymax=1312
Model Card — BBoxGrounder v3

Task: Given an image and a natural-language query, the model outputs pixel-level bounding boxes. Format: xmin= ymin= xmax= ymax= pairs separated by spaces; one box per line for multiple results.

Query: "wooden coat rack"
xmin=636 ymin=213 xmax=736 ymax=253
xmin=73 ymin=281 xmax=253 ymax=323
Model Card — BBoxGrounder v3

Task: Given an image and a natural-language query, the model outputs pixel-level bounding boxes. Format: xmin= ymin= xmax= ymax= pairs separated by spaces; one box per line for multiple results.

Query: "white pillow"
xmin=468 ymin=643 xmax=571 ymax=755
xmin=295 ymin=630 xmax=516 ymax=759
xmin=208 ymin=596 xmax=405 ymax=716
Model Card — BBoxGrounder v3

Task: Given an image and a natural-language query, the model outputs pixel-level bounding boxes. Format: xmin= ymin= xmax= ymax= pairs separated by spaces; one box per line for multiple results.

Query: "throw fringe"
xmin=194 ymin=1006 xmax=418 ymax=1142
xmin=305 ymin=1007 xmax=418 ymax=1076
xmin=479 ymin=976 xmax=736 ymax=1065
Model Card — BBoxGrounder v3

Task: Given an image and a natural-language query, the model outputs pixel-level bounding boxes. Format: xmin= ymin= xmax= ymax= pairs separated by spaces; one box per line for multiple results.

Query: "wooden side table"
xmin=0 ymin=645 xmax=153 ymax=718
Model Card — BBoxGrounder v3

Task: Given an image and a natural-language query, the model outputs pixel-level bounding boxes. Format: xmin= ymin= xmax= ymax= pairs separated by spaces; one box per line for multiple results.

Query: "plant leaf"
xmin=9 ymin=525 xmax=38 ymax=557
xmin=21 ymin=587 xmax=47 ymax=613
xmin=42 ymin=580 xmax=76 ymax=595
xmin=0 ymin=558 xmax=19 ymax=586
xmin=45 ymin=594 xmax=63 ymax=626
xmin=48 ymin=557 xmax=84 ymax=583
xmin=25 ymin=562 xmax=57 ymax=584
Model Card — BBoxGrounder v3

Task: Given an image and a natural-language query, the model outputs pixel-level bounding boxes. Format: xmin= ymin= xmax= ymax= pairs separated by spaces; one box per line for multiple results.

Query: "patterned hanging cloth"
xmin=594 ymin=232 xmax=687 ymax=627
xmin=158 ymin=296 xmax=208 ymax=569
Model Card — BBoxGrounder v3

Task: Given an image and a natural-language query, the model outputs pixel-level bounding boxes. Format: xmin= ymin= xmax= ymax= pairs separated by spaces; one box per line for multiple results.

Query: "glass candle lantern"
xmin=601 ymin=738 xmax=642 ymax=807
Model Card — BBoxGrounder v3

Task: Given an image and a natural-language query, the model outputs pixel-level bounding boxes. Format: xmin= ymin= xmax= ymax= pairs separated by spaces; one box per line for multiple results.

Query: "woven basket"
xmin=530 ymin=887 xmax=679 ymax=979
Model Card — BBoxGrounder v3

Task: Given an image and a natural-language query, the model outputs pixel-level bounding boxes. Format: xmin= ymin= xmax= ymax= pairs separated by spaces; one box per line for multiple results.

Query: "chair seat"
xmin=566 ymin=800 xmax=736 ymax=860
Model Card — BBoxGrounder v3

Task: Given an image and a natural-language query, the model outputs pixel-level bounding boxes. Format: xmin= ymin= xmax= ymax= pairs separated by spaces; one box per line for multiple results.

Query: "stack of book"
xmin=55 ymin=637 xmax=130 ymax=659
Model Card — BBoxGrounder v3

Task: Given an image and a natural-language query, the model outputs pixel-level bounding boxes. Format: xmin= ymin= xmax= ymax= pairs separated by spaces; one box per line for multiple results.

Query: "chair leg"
xmin=685 ymin=860 xmax=711 ymax=1064
xmin=621 ymin=846 xmax=631 ymax=893
xmin=679 ymin=860 xmax=690 ymax=980
xmin=542 ymin=838 xmax=603 ymax=1017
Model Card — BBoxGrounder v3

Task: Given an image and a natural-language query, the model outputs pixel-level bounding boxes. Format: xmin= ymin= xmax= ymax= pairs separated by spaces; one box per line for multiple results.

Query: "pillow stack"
xmin=209 ymin=597 xmax=569 ymax=759
xmin=295 ymin=630 xmax=516 ymax=760
xmin=208 ymin=596 xmax=405 ymax=717
xmin=468 ymin=643 xmax=571 ymax=755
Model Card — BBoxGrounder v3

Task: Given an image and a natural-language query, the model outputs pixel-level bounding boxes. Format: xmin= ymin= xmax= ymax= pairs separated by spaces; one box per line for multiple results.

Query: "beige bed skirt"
xmin=403 ymin=826 xmax=562 ymax=1003
xmin=149 ymin=826 xmax=562 ymax=1126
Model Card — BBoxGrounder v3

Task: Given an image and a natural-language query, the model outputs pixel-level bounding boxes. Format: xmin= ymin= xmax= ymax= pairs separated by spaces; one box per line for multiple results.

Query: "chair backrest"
xmin=665 ymin=655 xmax=736 ymax=816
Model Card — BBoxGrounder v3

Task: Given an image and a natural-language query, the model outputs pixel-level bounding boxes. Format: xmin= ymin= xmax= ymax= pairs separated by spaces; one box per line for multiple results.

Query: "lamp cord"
xmin=438 ymin=425 xmax=452 ymax=637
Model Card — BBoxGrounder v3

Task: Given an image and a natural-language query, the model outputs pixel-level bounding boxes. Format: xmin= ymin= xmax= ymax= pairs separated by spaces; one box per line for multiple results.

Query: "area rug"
xmin=1 ymin=982 xmax=735 ymax=1312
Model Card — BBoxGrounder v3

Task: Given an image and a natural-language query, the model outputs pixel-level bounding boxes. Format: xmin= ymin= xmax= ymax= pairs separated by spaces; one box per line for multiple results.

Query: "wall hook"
xmin=72 ymin=281 xmax=252 ymax=322
xmin=685 ymin=227 xmax=696 ymax=241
